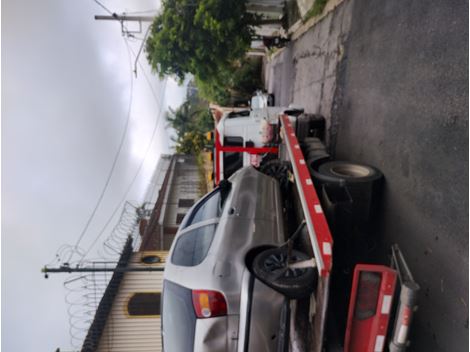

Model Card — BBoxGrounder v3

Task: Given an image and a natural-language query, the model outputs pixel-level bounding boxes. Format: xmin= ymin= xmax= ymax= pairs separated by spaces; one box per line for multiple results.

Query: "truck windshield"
xmin=162 ymin=280 xmax=196 ymax=352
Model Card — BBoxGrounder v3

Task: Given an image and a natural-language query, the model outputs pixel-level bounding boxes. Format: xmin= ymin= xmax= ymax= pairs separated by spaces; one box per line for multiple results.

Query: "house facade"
xmin=81 ymin=154 xmax=201 ymax=352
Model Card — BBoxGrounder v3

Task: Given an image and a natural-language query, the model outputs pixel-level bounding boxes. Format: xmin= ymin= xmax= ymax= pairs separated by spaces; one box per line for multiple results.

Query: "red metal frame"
xmin=280 ymin=115 xmax=333 ymax=277
xmin=214 ymin=129 xmax=278 ymax=185
xmin=344 ymin=264 xmax=397 ymax=352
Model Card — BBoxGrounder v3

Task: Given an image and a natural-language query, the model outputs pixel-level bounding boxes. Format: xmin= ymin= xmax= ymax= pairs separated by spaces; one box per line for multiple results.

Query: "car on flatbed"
xmin=161 ymin=166 xmax=316 ymax=352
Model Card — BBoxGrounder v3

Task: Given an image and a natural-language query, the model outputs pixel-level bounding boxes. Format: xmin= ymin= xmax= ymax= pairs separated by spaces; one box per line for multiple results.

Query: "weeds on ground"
xmin=304 ymin=0 xmax=329 ymax=21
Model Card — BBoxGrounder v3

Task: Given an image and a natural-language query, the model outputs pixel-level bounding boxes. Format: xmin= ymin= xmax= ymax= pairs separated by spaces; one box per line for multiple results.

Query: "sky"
xmin=2 ymin=0 xmax=187 ymax=350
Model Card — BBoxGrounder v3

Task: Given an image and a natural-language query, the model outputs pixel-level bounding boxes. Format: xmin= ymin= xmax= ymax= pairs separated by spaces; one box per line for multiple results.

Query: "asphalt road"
xmin=266 ymin=0 xmax=468 ymax=350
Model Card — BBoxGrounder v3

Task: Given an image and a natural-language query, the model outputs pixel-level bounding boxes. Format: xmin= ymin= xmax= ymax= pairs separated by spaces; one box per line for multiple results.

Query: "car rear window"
xmin=162 ymin=280 xmax=196 ymax=351
xmin=184 ymin=190 xmax=222 ymax=228
xmin=171 ymin=224 xmax=217 ymax=266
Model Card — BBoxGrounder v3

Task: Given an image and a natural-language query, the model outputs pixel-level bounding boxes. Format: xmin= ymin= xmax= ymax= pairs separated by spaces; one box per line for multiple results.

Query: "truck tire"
xmin=267 ymin=94 xmax=275 ymax=106
xmin=253 ymin=247 xmax=317 ymax=299
xmin=296 ymin=114 xmax=326 ymax=141
xmin=315 ymin=161 xmax=382 ymax=184
xmin=260 ymin=160 xmax=291 ymax=192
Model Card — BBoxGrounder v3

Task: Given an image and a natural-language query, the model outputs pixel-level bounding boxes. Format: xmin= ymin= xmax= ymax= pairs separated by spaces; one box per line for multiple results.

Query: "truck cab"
xmin=214 ymin=107 xmax=298 ymax=184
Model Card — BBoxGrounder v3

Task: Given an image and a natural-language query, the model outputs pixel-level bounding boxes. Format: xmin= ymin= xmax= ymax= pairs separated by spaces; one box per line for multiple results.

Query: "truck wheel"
xmin=267 ymin=94 xmax=275 ymax=106
xmin=316 ymin=161 xmax=382 ymax=184
xmin=260 ymin=160 xmax=291 ymax=192
xmin=284 ymin=108 xmax=304 ymax=117
xmin=296 ymin=114 xmax=325 ymax=141
xmin=253 ymin=247 xmax=317 ymax=299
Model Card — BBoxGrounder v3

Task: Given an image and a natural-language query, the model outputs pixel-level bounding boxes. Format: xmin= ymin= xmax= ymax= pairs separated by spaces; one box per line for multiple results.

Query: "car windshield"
xmin=162 ymin=280 xmax=196 ymax=351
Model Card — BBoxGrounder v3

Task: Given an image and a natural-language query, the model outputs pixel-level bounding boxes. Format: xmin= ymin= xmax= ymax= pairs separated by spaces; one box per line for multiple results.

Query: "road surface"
xmin=266 ymin=0 xmax=468 ymax=350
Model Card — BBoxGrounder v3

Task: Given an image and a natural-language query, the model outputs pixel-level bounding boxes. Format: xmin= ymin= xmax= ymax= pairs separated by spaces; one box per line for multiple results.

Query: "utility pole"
xmin=95 ymin=13 xmax=155 ymax=76
xmin=42 ymin=265 xmax=163 ymax=278
xmin=94 ymin=15 xmax=154 ymax=23
xmin=94 ymin=14 xmax=154 ymax=36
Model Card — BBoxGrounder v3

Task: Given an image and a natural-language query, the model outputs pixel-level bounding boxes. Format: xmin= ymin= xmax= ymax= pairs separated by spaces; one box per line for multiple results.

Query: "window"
xmin=223 ymin=136 xmax=244 ymax=180
xmin=171 ymin=224 xmax=217 ymax=266
xmin=127 ymin=292 xmax=161 ymax=316
xmin=176 ymin=213 xmax=186 ymax=224
xmin=227 ymin=110 xmax=250 ymax=118
xmin=184 ymin=190 xmax=222 ymax=227
xmin=162 ymin=281 xmax=196 ymax=352
xmin=223 ymin=136 xmax=243 ymax=146
xmin=141 ymin=254 xmax=161 ymax=264
xmin=178 ymin=199 xmax=194 ymax=208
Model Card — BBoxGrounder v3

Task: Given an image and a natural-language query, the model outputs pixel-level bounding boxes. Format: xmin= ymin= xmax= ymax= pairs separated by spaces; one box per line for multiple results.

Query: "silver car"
xmin=162 ymin=166 xmax=316 ymax=352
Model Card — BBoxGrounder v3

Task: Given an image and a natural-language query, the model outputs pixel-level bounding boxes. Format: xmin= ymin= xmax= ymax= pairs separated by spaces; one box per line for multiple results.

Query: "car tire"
xmin=253 ymin=247 xmax=317 ymax=299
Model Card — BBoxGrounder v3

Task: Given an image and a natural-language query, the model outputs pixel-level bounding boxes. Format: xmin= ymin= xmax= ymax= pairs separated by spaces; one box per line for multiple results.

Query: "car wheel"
xmin=253 ymin=247 xmax=317 ymax=299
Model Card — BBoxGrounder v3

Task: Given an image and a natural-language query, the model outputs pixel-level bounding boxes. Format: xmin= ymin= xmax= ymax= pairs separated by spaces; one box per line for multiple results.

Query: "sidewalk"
xmin=289 ymin=0 xmax=346 ymax=40
xmin=263 ymin=0 xmax=354 ymax=145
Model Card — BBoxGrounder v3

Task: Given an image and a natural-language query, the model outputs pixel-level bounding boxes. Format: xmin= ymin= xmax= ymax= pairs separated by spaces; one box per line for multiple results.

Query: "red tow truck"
xmin=210 ymin=106 xmax=419 ymax=352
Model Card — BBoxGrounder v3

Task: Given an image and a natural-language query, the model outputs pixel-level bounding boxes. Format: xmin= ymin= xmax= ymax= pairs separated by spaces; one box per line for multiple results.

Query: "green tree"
xmin=166 ymin=86 xmax=214 ymax=154
xmin=146 ymin=0 xmax=256 ymax=82
xmin=145 ymin=0 xmax=280 ymax=104
xmin=175 ymin=131 xmax=207 ymax=154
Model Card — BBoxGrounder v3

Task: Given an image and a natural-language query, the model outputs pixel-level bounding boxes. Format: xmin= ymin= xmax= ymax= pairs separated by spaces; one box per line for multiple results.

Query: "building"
xmin=140 ymin=154 xmax=202 ymax=251
xmin=80 ymin=154 xmax=201 ymax=352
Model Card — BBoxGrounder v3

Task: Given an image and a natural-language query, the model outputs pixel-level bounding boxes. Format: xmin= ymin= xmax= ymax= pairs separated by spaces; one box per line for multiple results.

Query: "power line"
xmin=132 ymin=23 xmax=153 ymax=76
xmin=79 ymin=82 xmax=167 ymax=261
xmin=67 ymin=37 xmax=135 ymax=263
xmin=127 ymin=42 xmax=165 ymax=109
xmin=123 ymin=9 xmax=158 ymax=15
xmin=93 ymin=0 xmax=115 ymax=16
xmin=79 ymin=40 xmax=168 ymax=262
xmin=65 ymin=3 xmax=167 ymax=263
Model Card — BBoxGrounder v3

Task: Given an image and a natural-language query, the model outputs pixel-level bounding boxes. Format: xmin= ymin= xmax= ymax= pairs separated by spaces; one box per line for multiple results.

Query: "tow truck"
xmin=209 ymin=106 xmax=420 ymax=352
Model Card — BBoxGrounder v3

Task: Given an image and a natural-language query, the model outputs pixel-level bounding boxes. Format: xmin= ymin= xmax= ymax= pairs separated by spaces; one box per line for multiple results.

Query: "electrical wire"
xmin=127 ymin=41 xmax=166 ymax=111
xmin=79 ymin=81 xmax=167 ymax=261
xmin=78 ymin=38 xmax=168 ymax=262
xmin=58 ymin=3 xmax=168 ymax=347
xmin=123 ymin=9 xmax=158 ymax=15
xmin=133 ymin=23 xmax=153 ymax=76
xmin=93 ymin=0 xmax=115 ymax=16
xmin=67 ymin=35 xmax=135 ymax=263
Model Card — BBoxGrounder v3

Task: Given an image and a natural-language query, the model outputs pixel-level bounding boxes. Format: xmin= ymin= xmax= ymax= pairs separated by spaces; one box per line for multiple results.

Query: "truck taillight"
xmin=192 ymin=290 xmax=227 ymax=318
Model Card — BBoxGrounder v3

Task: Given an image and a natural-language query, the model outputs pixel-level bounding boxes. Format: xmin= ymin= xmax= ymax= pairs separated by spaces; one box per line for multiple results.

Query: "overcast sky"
xmin=2 ymin=0 xmax=186 ymax=350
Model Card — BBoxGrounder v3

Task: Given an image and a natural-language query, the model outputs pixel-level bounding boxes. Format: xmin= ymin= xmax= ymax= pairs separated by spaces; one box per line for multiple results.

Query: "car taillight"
xmin=192 ymin=290 xmax=227 ymax=318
